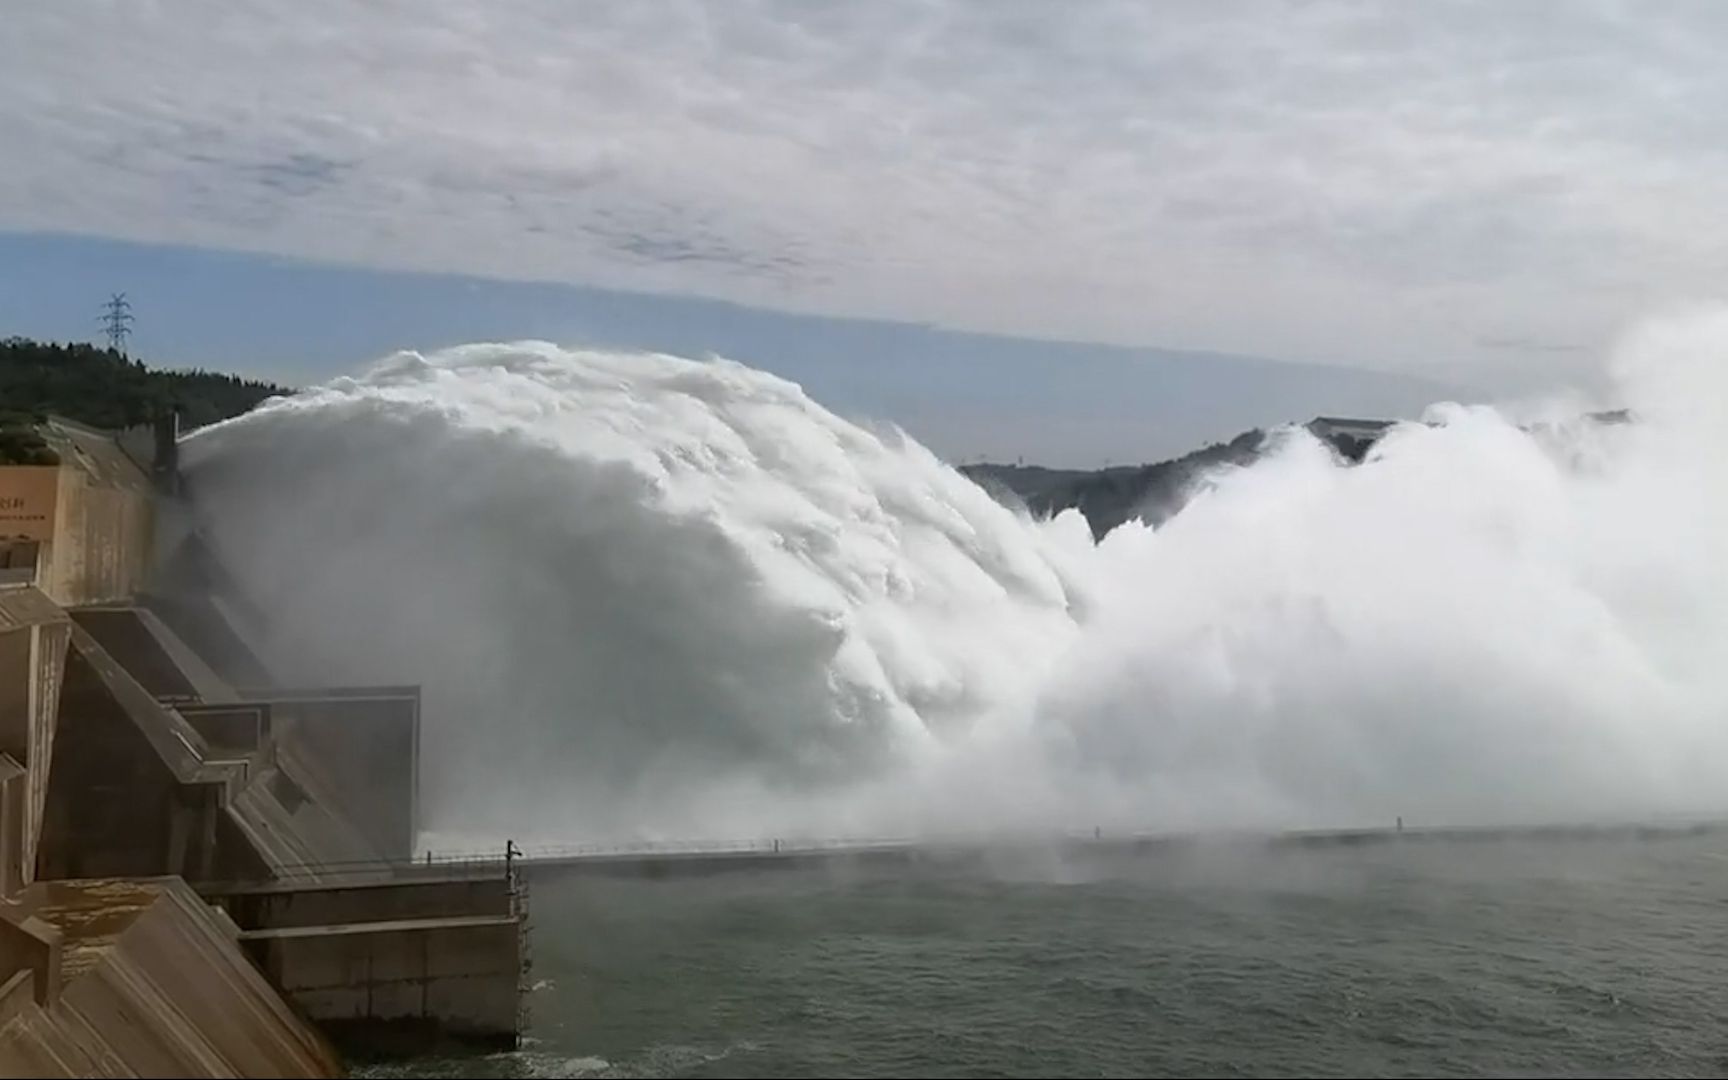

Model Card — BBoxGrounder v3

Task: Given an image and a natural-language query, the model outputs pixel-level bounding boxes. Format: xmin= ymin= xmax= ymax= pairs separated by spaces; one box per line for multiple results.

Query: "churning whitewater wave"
xmin=181 ymin=313 xmax=1728 ymax=842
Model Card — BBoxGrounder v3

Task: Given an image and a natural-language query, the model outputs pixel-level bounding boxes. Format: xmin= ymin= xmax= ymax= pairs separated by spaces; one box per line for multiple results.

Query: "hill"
xmin=0 ymin=337 xmax=286 ymax=435
xmin=961 ymin=418 xmax=1401 ymax=539
xmin=961 ymin=428 xmax=1271 ymax=540
xmin=964 ymin=411 xmax=1629 ymax=540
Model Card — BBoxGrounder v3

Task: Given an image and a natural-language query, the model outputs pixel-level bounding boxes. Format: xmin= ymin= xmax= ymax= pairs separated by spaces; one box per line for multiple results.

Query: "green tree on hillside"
xmin=0 ymin=337 xmax=287 ymax=432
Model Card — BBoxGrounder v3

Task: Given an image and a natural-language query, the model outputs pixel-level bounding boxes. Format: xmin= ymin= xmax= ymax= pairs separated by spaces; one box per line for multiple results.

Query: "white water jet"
xmin=180 ymin=311 xmax=1728 ymax=844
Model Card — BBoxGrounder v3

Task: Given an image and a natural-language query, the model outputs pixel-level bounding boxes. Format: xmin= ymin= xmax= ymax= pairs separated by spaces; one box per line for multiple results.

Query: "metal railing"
xmin=415 ymin=834 xmax=917 ymax=866
xmin=193 ymin=852 xmax=514 ymax=892
xmin=194 ymin=816 xmax=1728 ymax=895
xmin=191 ymin=835 xmax=918 ymax=893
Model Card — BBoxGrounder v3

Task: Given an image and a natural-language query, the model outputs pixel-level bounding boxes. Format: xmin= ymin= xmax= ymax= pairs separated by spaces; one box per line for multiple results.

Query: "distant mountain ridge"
xmin=962 ymin=411 xmax=1628 ymax=540
xmin=962 ymin=427 xmax=1271 ymax=541
xmin=967 ymin=421 xmax=1278 ymax=539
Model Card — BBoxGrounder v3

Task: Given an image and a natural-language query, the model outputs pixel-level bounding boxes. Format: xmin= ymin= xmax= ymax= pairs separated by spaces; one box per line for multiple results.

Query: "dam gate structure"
xmin=0 ymin=413 xmax=526 ymax=1075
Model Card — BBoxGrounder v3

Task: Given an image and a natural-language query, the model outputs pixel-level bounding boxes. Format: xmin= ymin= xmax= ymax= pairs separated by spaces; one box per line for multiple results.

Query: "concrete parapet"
xmin=208 ymin=875 xmax=513 ymax=930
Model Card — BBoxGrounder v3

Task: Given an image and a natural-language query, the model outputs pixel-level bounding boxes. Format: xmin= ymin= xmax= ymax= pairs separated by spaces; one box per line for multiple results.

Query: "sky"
xmin=4 ymin=1 xmax=1720 ymax=462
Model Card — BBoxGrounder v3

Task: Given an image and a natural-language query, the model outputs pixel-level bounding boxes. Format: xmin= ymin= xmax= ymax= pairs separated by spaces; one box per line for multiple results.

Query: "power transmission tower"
xmin=98 ymin=293 xmax=134 ymax=356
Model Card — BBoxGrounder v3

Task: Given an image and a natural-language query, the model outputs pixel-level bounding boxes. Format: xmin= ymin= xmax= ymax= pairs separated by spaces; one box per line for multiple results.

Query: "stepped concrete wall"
xmin=209 ymin=876 xmax=512 ymax=929
xmin=0 ymin=877 xmax=342 ymax=1077
xmin=34 ymin=628 xmax=236 ymax=883
xmin=35 ymin=619 xmax=392 ymax=887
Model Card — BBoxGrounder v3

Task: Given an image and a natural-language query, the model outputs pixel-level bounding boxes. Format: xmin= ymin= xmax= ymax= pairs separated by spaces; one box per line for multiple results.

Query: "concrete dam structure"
xmin=0 ymin=416 xmax=525 ymax=1076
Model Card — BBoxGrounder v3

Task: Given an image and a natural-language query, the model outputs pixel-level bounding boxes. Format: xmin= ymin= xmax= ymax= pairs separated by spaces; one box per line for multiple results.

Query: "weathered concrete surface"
xmin=33 ymin=623 xmax=385 ymax=886
xmin=241 ymin=913 xmax=521 ymax=1050
xmin=177 ymin=703 xmax=269 ymax=757
xmin=28 ymin=419 xmax=155 ymax=607
xmin=0 ymin=904 xmax=61 ymax=1006
xmin=69 ymin=606 xmax=236 ymax=704
xmin=197 ymin=874 xmax=524 ymax=1053
xmin=207 ymin=876 xmax=513 ymax=931
xmin=241 ymin=689 xmax=421 ymax=862
xmin=0 ymin=755 xmax=27 ymax=898
xmin=3 ymin=417 xmax=489 ymax=1068
xmin=0 ymin=969 xmax=37 ymax=1031
xmin=0 ymin=466 xmax=59 ymax=544
xmin=148 ymin=514 xmax=425 ymax=865
xmin=0 ymin=877 xmax=341 ymax=1077
xmin=143 ymin=523 xmax=276 ymax=690
xmin=205 ymin=874 xmax=523 ymax=1052
xmin=137 ymin=514 xmax=427 ymax=868
xmin=224 ymin=761 xmax=382 ymax=882
xmin=34 ymin=627 xmax=238 ymax=882
xmin=0 ymin=585 xmax=70 ymax=888
xmin=35 ymin=600 xmax=421 ymax=883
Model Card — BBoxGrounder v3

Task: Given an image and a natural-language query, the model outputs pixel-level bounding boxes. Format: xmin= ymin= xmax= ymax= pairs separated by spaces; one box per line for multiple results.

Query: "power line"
xmin=98 ymin=292 xmax=134 ymax=356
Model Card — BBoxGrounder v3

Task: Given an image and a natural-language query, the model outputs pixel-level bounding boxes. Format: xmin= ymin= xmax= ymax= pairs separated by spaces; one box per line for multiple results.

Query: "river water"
xmin=369 ymin=830 xmax=1728 ymax=1078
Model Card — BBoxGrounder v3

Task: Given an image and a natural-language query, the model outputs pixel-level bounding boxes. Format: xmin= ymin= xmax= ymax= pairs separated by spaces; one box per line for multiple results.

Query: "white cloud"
xmin=5 ymin=0 xmax=1728 ymax=383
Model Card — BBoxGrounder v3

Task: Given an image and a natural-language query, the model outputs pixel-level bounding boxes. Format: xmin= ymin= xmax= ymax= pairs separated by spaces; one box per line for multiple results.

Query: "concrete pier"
xmin=204 ymin=874 xmax=525 ymax=1053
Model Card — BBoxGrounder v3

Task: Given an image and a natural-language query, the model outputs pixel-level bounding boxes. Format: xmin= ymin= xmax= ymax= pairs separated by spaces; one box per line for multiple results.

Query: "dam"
xmin=0 ymin=414 xmax=526 ymax=1076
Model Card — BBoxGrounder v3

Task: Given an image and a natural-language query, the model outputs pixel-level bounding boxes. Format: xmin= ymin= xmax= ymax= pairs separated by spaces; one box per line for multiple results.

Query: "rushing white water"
xmin=180 ymin=311 xmax=1728 ymax=844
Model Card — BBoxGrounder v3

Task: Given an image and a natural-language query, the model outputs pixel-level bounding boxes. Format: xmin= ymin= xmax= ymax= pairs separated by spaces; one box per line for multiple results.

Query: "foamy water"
xmin=179 ymin=311 xmax=1728 ymax=843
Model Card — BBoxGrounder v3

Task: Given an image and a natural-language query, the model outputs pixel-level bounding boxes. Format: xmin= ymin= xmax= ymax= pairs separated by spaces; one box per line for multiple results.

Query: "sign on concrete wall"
xmin=0 ymin=468 xmax=59 ymax=541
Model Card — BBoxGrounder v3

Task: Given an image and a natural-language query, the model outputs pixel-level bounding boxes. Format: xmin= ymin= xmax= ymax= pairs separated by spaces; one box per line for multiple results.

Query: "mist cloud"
xmin=179 ymin=308 xmax=1728 ymax=844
